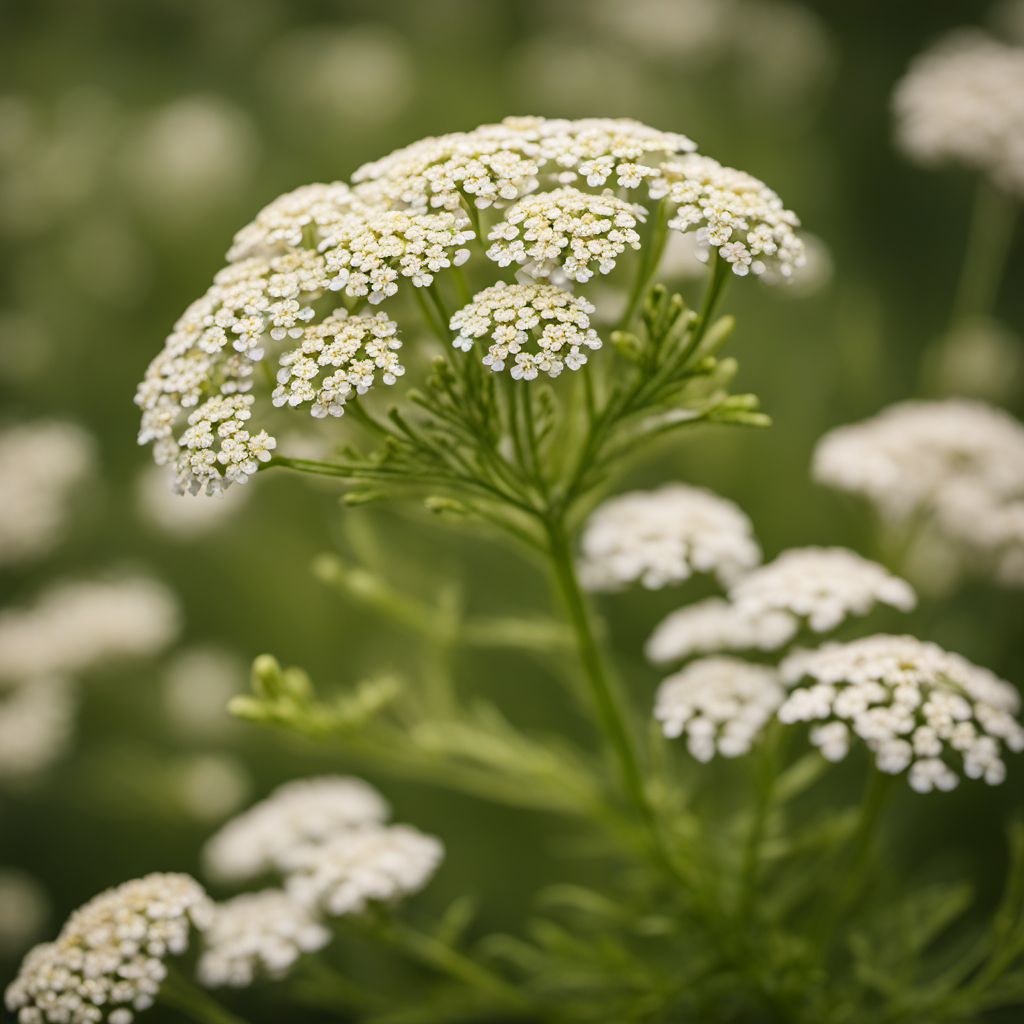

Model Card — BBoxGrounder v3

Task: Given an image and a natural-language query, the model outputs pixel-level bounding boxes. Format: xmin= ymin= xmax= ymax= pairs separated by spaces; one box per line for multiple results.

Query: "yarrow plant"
xmin=10 ymin=114 xmax=1020 ymax=1024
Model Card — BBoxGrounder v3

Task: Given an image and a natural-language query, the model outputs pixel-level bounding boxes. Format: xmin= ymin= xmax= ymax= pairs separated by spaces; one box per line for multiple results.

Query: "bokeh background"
xmin=2 ymin=0 xmax=1023 ymax=1016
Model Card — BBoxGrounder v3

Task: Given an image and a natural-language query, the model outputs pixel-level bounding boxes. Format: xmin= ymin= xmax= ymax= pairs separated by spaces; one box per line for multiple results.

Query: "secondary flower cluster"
xmin=579 ymin=483 xmax=762 ymax=591
xmin=814 ymin=400 xmax=1024 ymax=586
xmin=893 ymin=30 xmax=1024 ymax=195
xmin=197 ymin=890 xmax=329 ymax=988
xmin=449 ymin=282 xmax=601 ymax=379
xmin=779 ymin=636 xmax=1024 ymax=792
xmin=650 ymin=155 xmax=805 ymax=277
xmin=199 ymin=776 xmax=443 ymax=986
xmin=0 ymin=576 xmax=178 ymax=779
xmin=4 ymin=873 xmax=212 ymax=1024
xmin=486 ymin=187 xmax=645 ymax=283
xmin=647 ymin=547 xmax=916 ymax=663
xmin=136 ymin=116 xmax=804 ymax=494
xmin=654 ymin=657 xmax=784 ymax=762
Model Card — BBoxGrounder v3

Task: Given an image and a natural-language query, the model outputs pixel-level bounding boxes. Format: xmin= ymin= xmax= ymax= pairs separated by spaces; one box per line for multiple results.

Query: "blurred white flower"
xmin=281 ymin=824 xmax=444 ymax=917
xmin=176 ymin=755 xmax=251 ymax=823
xmin=0 ymin=421 xmax=95 ymax=567
xmin=646 ymin=597 xmax=794 ymax=665
xmin=731 ymin=547 xmax=916 ymax=635
xmin=922 ymin=317 xmax=1024 ymax=404
xmin=162 ymin=646 xmax=246 ymax=736
xmin=0 ymin=678 xmax=75 ymax=780
xmin=813 ymin=400 xmax=1024 ymax=587
xmin=0 ymin=870 xmax=48 ymax=958
xmin=580 ymin=483 xmax=761 ymax=591
xmin=0 ymin=575 xmax=179 ymax=682
xmin=4 ymin=873 xmax=211 ymax=1024
xmin=136 ymin=464 xmax=250 ymax=540
xmin=120 ymin=95 xmax=260 ymax=224
xmin=893 ymin=30 xmax=1024 ymax=195
xmin=267 ymin=25 xmax=415 ymax=127
xmin=203 ymin=776 xmax=389 ymax=884
xmin=654 ymin=657 xmax=784 ymax=761
xmin=779 ymin=635 xmax=1024 ymax=792
xmin=198 ymin=889 xmax=329 ymax=988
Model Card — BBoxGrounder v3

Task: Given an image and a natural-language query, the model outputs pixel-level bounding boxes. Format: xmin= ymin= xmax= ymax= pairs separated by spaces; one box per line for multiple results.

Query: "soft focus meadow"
xmin=2 ymin=2 xmax=1024 ymax=1022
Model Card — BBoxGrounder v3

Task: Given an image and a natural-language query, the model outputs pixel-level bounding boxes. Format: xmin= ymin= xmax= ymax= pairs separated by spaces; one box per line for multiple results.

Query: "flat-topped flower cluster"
xmin=814 ymin=400 xmax=1024 ymax=587
xmin=136 ymin=116 xmax=805 ymax=495
xmin=580 ymin=481 xmax=1023 ymax=791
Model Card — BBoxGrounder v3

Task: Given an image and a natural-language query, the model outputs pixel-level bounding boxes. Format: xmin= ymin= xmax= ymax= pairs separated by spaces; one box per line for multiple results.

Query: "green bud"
xmin=610 ymin=330 xmax=642 ymax=362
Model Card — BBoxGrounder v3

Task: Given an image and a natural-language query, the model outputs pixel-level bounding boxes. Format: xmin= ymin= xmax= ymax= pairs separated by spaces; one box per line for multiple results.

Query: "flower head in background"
xmin=580 ymin=483 xmax=761 ymax=591
xmin=449 ymin=282 xmax=601 ymax=379
xmin=197 ymin=890 xmax=329 ymax=988
xmin=730 ymin=547 xmax=915 ymax=635
xmin=646 ymin=597 xmax=795 ymax=665
xmin=654 ymin=657 xmax=784 ymax=761
xmin=4 ymin=874 xmax=211 ymax=1024
xmin=203 ymin=776 xmax=389 ymax=883
xmin=281 ymin=824 xmax=443 ymax=917
xmin=893 ymin=30 xmax=1024 ymax=195
xmin=136 ymin=464 xmax=250 ymax=540
xmin=646 ymin=547 xmax=915 ymax=664
xmin=779 ymin=635 xmax=1024 ymax=792
xmin=0 ymin=576 xmax=179 ymax=683
xmin=813 ymin=400 xmax=1024 ymax=587
xmin=0 ymin=422 xmax=95 ymax=567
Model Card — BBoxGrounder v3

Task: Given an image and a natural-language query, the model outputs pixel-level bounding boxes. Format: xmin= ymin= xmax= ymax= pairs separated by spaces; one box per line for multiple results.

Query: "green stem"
xmin=159 ymin=966 xmax=249 ymax=1024
xmin=672 ymin=252 xmax=731 ymax=371
xmin=615 ymin=200 xmax=670 ymax=332
xmin=543 ymin=517 xmax=649 ymax=820
xmin=738 ymin=727 xmax=781 ymax=922
xmin=816 ymin=769 xmax=894 ymax=943
xmin=951 ymin=179 xmax=1018 ymax=324
xmin=368 ymin=916 xmax=529 ymax=1010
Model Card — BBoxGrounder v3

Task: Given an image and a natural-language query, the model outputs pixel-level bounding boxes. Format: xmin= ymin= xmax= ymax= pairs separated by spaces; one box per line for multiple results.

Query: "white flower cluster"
xmin=449 ymin=282 xmax=601 ymax=379
xmin=486 ymin=187 xmax=645 ymax=283
xmin=204 ymin=775 xmax=444 ymax=929
xmin=579 ymin=483 xmax=761 ymax=591
xmin=646 ymin=597 xmax=795 ymax=665
xmin=272 ymin=310 xmax=404 ymax=418
xmin=813 ymin=400 xmax=1024 ymax=586
xmin=4 ymin=874 xmax=212 ymax=1024
xmin=203 ymin=776 xmax=389 ymax=883
xmin=731 ymin=547 xmax=916 ymax=635
xmin=647 ymin=547 xmax=915 ymax=665
xmin=650 ymin=154 xmax=805 ymax=278
xmin=280 ymin=825 xmax=445 ymax=917
xmin=139 ymin=116 xmax=807 ymax=491
xmin=0 ymin=422 xmax=95 ymax=566
xmin=893 ymin=30 xmax=1024 ymax=195
xmin=0 ymin=678 xmax=75 ymax=779
xmin=173 ymin=395 xmax=277 ymax=497
xmin=197 ymin=890 xmax=329 ymax=988
xmin=654 ymin=657 xmax=784 ymax=761
xmin=352 ymin=116 xmax=696 ymax=211
xmin=779 ymin=635 xmax=1024 ymax=792
xmin=0 ymin=576 xmax=179 ymax=682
